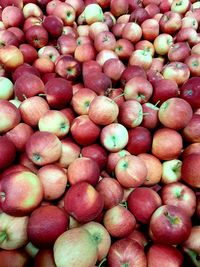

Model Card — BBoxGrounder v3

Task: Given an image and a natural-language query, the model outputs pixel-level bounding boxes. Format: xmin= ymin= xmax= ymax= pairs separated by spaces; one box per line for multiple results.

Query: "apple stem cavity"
xmin=164 ymin=211 xmax=180 ymax=225
xmin=33 ymin=153 xmax=41 ymax=162
xmin=120 ymin=201 xmax=128 ymax=209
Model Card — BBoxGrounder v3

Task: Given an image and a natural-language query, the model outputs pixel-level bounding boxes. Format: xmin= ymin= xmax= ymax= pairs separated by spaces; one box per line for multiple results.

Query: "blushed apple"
xmin=161 ymin=159 xmax=182 ymax=184
xmin=0 ymin=135 xmax=16 ymax=170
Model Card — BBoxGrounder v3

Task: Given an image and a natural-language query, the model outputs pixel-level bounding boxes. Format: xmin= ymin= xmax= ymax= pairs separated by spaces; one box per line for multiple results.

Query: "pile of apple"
xmin=0 ymin=0 xmax=200 ymax=266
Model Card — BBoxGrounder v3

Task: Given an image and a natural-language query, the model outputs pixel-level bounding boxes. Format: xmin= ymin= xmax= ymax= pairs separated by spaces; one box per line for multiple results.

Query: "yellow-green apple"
xmin=180 ymin=77 xmax=200 ymax=109
xmin=138 ymin=153 xmax=162 ymax=186
xmin=129 ymin=49 xmax=153 ymax=70
xmin=64 ymin=181 xmax=104 ymax=223
xmin=42 ymin=15 xmax=63 ymax=38
xmin=158 ymin=97 xmax=193 ymax=130
xmin=181 ymin=15 xmax=198 ymax=29
xmin=185 ymin=53 xmax=200 ymax=77
xmin=19 ymin=43 xmax=38 ymax=64
xmin=19 ymin=96 xmax=50 ymax=127
xmin=88 ymin=95 xmax=119 ymax=125
xmin=56 ymin=138 xmax=80 ymax=168
xmin=183 ymin=114 xmax=200 ymax=143
xmin=141 ymin=18 xmax=159 ymax=41
xmin=127 ymin=187 xmax=162 ymax=224
xmin=100 ymin=123 xmax=129 ymax=152
xmin=27 ymin=205 xmax=68 ymax=248
xmin=2 ymin=6 xmax=24 ymax=28
xmin=162 ymin=62 xmax=190 ymax=86
xmin=37 ymin=164 xmax=67 ymax=200
xmin=52 ymin=2 xmax=76 ymax=26
xmin=23 ymin=3 xmax=43 ymax=19
xmin=38 ymin=110 xmax=70 ymax=139
xmin=6 ymin=123 xmax=34 ymax=152
xmin=71 ymin=88 xmax=97 ymax=115
xmin=0 ymin=136 xmax=16 ymax=170
xmin=141 ymin=103 xmax=159 ymax=129
xmin=0 ymin=100 xmax=21 ymax=133
xmin=115 ymin=154 xmax=147 ymax=188
xmin=159 ymin=11 xmax=182 ymax=34
xmin=103 ymin=204 xmax=136 ymax=238
xmin=83 ymin=3 xmax=104 ymax=24
xmin=181 ymin=154 xmax=200 ymax=188
xmin=81 ymin=143 xmax=107 ymax=170
xmin=126 ymin=127 xmax=152 ymax=155
xmin=0 ymin=170 xmax=43 ymax=216
xmin=81 ymin=221 xmax=111 ymax=261
xmin=150 ymin=78 xmax=179 ymax=105
xmin=171 ymin=0 xmax=191 ymax=14
xmin=161 ymin=159 xmax=182 ymax=184
xmin=149 ymin=204 xmax=192 ymax=245
xmin=108 ymin=238 xmax=147 ymax=267
xmin=67 ymin=157 xmax=100 ymax=186
xmin=161 ymin=182 xmax=196 ymax=217
xmin=147 ymin=244 xmax=183 ymax=267
xmin=124 ymin=76 xmax=153 ymax=103
xmin=0 ymin=249 xmax=30 ymax=267
xmin=120 ymin=65 xmax=147 ymax=86
xmin=153 ymin=33 xmax=173 ymax=55
xmin=26 ymin=131 xmax=62 ymax=166
xmin=152 ymin=128 xmax=183 ymax=160
xmin=168 ymin=42 xmax=191 ymax=62
xmin=0 ymin=212 xmax=28 ymax=250
xmin=114 ymin=38 xmax=134 ymax=60
xmin=55 ymin=55 xmax=81 ymax=81
xmin=0 ymin=45 xmax=24 ymax=71
xmin=53 ymin=227 xmax=98 ymax=267
xmin=14 ymin=73 xmax=45 ymax=101
xmin=96 ymin=177 xmax=123 ymax=209
xmin=70 ymin=115 xmax=101 ymax=146
xmin=106 ymin=149 xmax=131 ymax=174
xmin=34 ymin=249 xmax=56 ymax=267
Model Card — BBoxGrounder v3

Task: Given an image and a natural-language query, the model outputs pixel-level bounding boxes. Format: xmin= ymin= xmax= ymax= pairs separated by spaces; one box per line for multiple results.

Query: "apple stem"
xmin=164 ymin=212 xmax=180 ymax=225
xmin=98 ymin=257 xmax=107 ymax=267
xmin=0 ymin=231 xmax=7 ymax=243
xmin=154 ymin=100 xmax=160 ymax=107
xmin=111 ymin=93 xmax=124 ymax=102
xmin=38 ymin=93 xmax=46 ymax=97
xmin=172 ymin=161 xmax=182 ymax=172
xmin=22 ymin=94 xmax=27 ymax=100
xmin=120 ymin=201 xmax=128 ymax=209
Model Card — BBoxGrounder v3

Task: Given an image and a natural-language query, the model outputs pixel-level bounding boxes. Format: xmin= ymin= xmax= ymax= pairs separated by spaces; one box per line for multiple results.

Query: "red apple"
xmin=52 ymin=2 xmax=76 ymax=26
xmin=0 ymin=170 xmax=43 ymax=216
xmin=43 ymin=15 xmax=63 ymax=38
xmin=37 ymin=164 xmax=67 ymax=200
xmin=12 ymin=63 xmax=40 ymax=82
xmin=185 ymin=53 xmax=200 ymax=77
xmin=28 ymin=205 xmax=68 ymax=248
xmin=0 ymin=136 xmax=16 ymax=170
xmin=25 ymin=25 xmax=48 ymax=49
xmin=94 ymin=30 xmax=116 ymax=52
xmin=120 ymin=65 xmax=147 ymax=86
xmin=26 ymin=131 xmax=62 ymax=166
xmin=64 ymin=181 xmax=104 ymax=223
xmin=34 ymin=249 xmax=56 ymax=267
xmin=149 ymin=204 xmax=192 ymax=245
xmin=19 ymin=43 xmax=38 ymax=64
xmin=180 ymin=77 xmax=200 ymax=109
xmin=168 ymin=42 xmax=191 ymax=62
xmin=106 ymin=149 xmax=130 ymax=174
xmin=182 ymin=114 xmax=200 ymax=143
xmin=0 ymin=249 xmax=30 ymax=267
xmin=122 ymin=22 xmax=142 ymax=43
xmin=152 ymin=128 xmax=183 ymax=160
xmin=102 ymin=58 xmax=125 ymax=82
xmin=141 ymin=102 xmax=159 ymax=129
xmin=0 ymin=29 xmax=19 ymax=47
xmin=159 ymin=11 xmax=182 ymax=34
xmin=114 ymin=38 xmax=134 ymax=60
xmin=141 ymin=18 xmax=159 ymax=41
xmin=129 ymin=7 xmax=150 ymax=24
xmin=128 ymin=187 xmax=162 ymax=224
xmin=103 ymin=204 xmax=136 ymax=238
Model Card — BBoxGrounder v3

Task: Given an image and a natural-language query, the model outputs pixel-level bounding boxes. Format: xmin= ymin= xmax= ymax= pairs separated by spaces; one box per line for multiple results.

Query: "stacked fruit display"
xmin=0 ymin=0 xmax=200 ymax=266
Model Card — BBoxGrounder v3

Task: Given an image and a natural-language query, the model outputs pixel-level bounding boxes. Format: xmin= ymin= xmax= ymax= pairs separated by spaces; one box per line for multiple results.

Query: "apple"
xmin=0 ymin=170 xmax=43 ymax=216
xmin=37 ymin=164 xmax=67 ymax=200
xmin=161 ymin=159 xmax=182 ymax=184
xmin=94 ymin=30 xmax=116 ymax=52
xmin=23 ymin=3 xmax=43 ymax=19
xmin=129 ymin=7 xmax=150 ymax=24
xmin=138 ymin=153 xmax=162 ymax=186
xmin=128 ymin=187 xmax=162 ymax=224
xmin=23 ymin=16 xmax=43 ymax=32
xmin=18 ymin=152 xmax=39 ymax=174
xmin=33 ymin=56 xmax=55 ymax=74
xmin=115 ymin=154 xmax=147 ymax=188
xmin=1 ymin=164 xmax=30 ymax=180
xmin=175 ymin=27 xmax=198 ymax=46
xmin=135 ymin=40 xmax=155 ymax=56
xmin=149 ymin=204 xmax=192 ymax=245
xmin=102 ymin=58 xmax=125 ymax=82
xmin=145 ymin=3 xmax=160 ymax=17
xmin=161 ymin=182 xmax=196 ymax=217
xmin=114 ymin=38 xmax=134 ymax=60
xmin=129 ymin=49 xmax=153 ymax=70
xmin=0 ymin=45 xmax=24 ymax=71
xmin=103 ymin=204 xmax=136 ymax=238
xmin=0 ymin=249 xmax=30 ymax=267
xmin=122 ymin=22 xmax=142 ymax=44
xmin=181 ymin=16 xmax=198 ymax=29
xmin=42 ymin=15 xmax=63 ymax=38
xmin=126 ymin=127 xmax=152 ymax=155
xmin=27 ymin=205 xmax=68 ymax=248
xmin=106 ymin=149 xmax=130 ymax=174
xmin=158 ymin=97 xmax=193 ymax=130
xmin=0 ymin=100 xmax=21 ymax=134
xmin=159 ymin=11 xmax=182 ymax=34
xmin=168 ymin=42 xmax=191 ymax=62
xmin=0 ymin=77 xmax=13 ymax=100
xmin=0 ymin=212 xmax=28 ymax=250
xmin=2 ymin=6 xmax=24 ymax=28
xmin=108 ymin=238 xmax=147 ymax=267
xmin=19 ymin=43 xmax=38 ymax=64
xmin=81 ymin=143 xmax=107 ymax=170
xmin=180 ymin=77 xmax=200 ymax=109
xmin=149 ymin=57 xmax=165 ymax=72
xmin=25 ymin=25 xmax=48 ymax=49
xmin=147 ymin=244 xmax=184 ymax=267
xmin=152 ymin=128 xmax=183 ymax=160
xmin=81 ymin=221 xmax=111 ymax=261
xmin=181 ymin=153 xmax=200 ymax=188
xmin=0 ymin=29 xmax=19 ymax=47
xmin=0 ymin=0 xmax=23 ymax=9
xmin=12 ymin=63 xmax=40 ymax=82
xmin=70 ymin=115 xmax=101 ymax=146
xmin=182 ymin=114 xmax=200 ymax=143
xmin=141 ymin=18 xmax=159 ymax=41
xmin=67 ymin=157 xmax=100 ymax=186
xmin=96 ymin=49 xmax=118 ymax=66
xmin=150 ymin=78 xmax=179 ymax=105
xmin=34 ymin=249 xmax=56 ymax=267
xmin=64 ymin=181 xmax=104 ymax=223
xmin=57 ymin=35 xmax=77 ymax=55
xmin=53 ymin=227 xmax=98 ymax=267
xmin=56 ymin=138 xmax=81 ymax=168
xmin=185 ymin=53 xmax=200 ymax=77
xmin=0 ymin=136 xmax=16 ymax=170
xmin=96 ymin=177 xmax=123 ymax=209
xmin=181 ymin=143 xmax=200 ymax=159
xmin=191 ymin=43 xmax=200 ymax=55
xmin=74 ymin=43 xmax=96 ymax=62
xmin=141 ymin=102 xmax=159 ymax=129
xmin=89 ymin=21 xmax=109 ymax=40
xmin=120 ymin=65 xmax=147 ymax=86
xmin=26 ymin=131 xmax=62 ymax=166
xmin=100 ymin=123 xmax=129 ymax=152
xmin=153 ymin=33 xmax=173 ymax=55
xmin=171 ymin=0 xmax=190 ymax=14
xmin=83 ymin=3 xmax=104 ymax=24
xmin=162 ymin=62 xmax=190 ymax=86
xmin=52 ymin=2 xmax=76 ymax=26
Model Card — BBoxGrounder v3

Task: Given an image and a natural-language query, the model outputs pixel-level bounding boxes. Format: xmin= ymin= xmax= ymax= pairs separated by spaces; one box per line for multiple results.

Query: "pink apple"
xmin=2 ymin=6 xmax=24 ymax=28
xmin=159 ymin=11 xmax=182 ymax=34
xmin=168 ymin=42 xmax=191 ymax=62
xmin=102 ymin=58 xmax=125 ymax=82
xmin=74 ymin=43 xmax=96 ymax=62
xmin=122 ymin=22 xmax=142 ymax=43
xmin=52 ymin=2 xmax=76 ymax=26
xmin=26 ymin=131 xmax=62 ymax=166
xmin=141 ymin=18 xmax=159 ymax=41
xmin=94 ymin=30 xmax=116 ymax=52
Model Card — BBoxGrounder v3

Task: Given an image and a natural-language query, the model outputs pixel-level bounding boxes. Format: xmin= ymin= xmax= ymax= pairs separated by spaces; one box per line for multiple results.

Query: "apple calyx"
xmin=120 ymin=201 xmax=128 ymax=209
xmin=164 ymin=211 xmax=181 ymax=225
xmin=33 ymin=153 xmax=42 ymax=162
xmin=0 ymin=230 xmax=7 ymax=243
